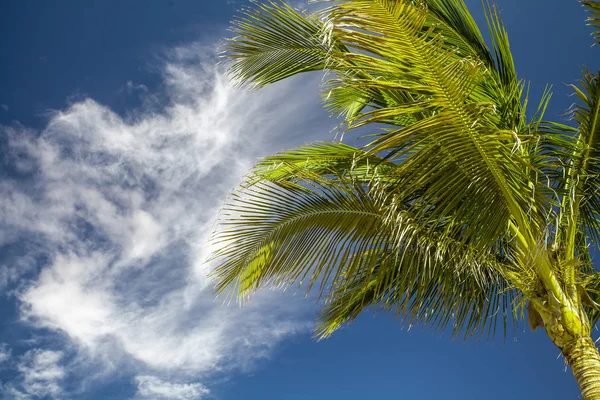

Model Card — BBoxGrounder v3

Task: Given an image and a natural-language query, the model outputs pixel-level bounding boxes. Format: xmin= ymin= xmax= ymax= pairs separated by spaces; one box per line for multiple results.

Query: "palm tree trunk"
xmin=562 ymin=336 xmax=600 ymax=400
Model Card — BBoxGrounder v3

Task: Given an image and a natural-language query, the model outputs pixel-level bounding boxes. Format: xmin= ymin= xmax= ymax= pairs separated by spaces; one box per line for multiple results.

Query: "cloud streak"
xmin=135 ymin=376 xmax=209 ymax=400
xmin=0 ymin=44 xmax=329 ymax=397
xmin=3 ymin=349 xmax=66 ymax=400
xmin=0 ymin=344 xmax=10 ymax=363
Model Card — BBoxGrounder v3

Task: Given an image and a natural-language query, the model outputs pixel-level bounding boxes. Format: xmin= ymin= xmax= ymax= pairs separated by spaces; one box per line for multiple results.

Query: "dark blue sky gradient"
xmin=1 ymin=1 xmax=599 ymax=399
xmin=0 ymin=1 xmax=232 ymax=127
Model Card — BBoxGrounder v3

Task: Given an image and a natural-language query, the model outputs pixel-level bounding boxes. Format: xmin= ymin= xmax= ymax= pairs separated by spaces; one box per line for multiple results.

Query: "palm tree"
xmin=209 ymin=0 xmax=600 ymax=397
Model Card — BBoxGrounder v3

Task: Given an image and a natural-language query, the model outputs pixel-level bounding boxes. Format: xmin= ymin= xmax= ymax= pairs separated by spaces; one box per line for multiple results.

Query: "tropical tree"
xmin=209 ymin=0 xmax=600 ymax=397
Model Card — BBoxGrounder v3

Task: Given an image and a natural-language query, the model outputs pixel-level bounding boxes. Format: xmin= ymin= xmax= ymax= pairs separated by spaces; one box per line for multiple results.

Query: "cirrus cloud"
xmin=0 ymin=43 xmax=330 ymax=398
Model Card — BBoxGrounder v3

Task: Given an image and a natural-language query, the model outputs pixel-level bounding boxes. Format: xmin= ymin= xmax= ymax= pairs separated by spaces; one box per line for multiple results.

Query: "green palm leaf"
xmin=248 ymin=141 xmax=397 ymax=186
xmin=210 ymin=176 xmax=513 ymax=338
xmin=321 ymin=0 xmax=549 ymax=253
xmin=213 ymin=0 xmax=555 ymax=341
xmin=570 ymin=69 xmax=600 ymax=247
xmin=211 ymin=2 xmax=600 ymax=397
xmin=223 ymin=0 xmax=338 ymax=87
xmin=582 ymin=1 xmax=600 ymax=45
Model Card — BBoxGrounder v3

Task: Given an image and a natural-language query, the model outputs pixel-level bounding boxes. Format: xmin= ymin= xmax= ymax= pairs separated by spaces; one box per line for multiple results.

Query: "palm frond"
xmin=572 ymin=68 xmax=600 ymax=247
xmin=481 ymin=2 xmax=516 ymax=87
xmin=315 ymin=246 xmax=515 ymax=340
xmin=212 ymin=0 xmax=600 ymax=349
xmin=557 ymin=69 xmax=600 ymax=258
xmin=210 ymin=177 xmax=514 ymax=339
xmin=319 ymin=0 xmax=547 ymax=252
xmin=582 ymin=1 xmax=600 ymax=45
xmin=423 ymin=0 xmax=493 ymax=66
xmin=224 ymin=0 xmax=532 ymax=129
xmin=579 ymin=271 xmax=600 ymax=325
xmin=210 ymin=179 xmax=384 ymax=298
xmin=248 ymin=142 xmax=397 ymax=186
xmin=223 ymin=0 xmax=338 ymax=87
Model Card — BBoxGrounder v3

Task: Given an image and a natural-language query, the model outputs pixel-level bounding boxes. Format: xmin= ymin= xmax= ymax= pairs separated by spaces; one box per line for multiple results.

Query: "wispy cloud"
xmin=3 ymin=349 xmax=66 ymax=399
xmin=0 ymin=344 xmax=10 ymax=363
xmin=0 ymin=43 xmax=330 ymax=397
xmin=135 ymin=376 xmax=209 ymax=400
xmin=124 ymin=80 xmax=149 ymax=94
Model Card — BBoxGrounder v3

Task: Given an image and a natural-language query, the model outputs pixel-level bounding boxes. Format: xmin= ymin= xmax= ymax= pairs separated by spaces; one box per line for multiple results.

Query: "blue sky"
xmin=0 ymin=1 xmax=598 ymax=399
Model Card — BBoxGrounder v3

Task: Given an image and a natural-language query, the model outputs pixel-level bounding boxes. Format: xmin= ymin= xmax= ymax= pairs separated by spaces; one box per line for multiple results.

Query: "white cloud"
xmin=0 ymin=343 xmax=10 ymax=363
xmin=12 ymin=349 xmax=66 ymax=399
xmin=125 ymin=80 xmax=149 ymax=94
xmin=135 ymin=376 xmax=209 ymax=400
xmin=1 ymin=43 xmax=329 ymax=396
xmin=0 ymin=254 xmax=38 ymax=293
